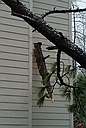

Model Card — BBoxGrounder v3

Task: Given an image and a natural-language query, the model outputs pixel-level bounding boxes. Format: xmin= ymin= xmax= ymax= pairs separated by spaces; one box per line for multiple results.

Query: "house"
xmin=0 ymin=0 xmax=73 ymax=128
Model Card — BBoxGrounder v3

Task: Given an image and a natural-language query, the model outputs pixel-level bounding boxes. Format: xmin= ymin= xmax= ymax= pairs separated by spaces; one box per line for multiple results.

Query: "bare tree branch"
xmin=41 ymin=8 xmax=86 ymax=19
xmin=57 ymin=50 xmax=71 ymax=88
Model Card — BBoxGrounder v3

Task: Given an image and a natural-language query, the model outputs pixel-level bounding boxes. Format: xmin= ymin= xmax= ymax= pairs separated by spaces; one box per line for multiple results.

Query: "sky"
xmin=76 ymin=0 xmax=86 ymax=8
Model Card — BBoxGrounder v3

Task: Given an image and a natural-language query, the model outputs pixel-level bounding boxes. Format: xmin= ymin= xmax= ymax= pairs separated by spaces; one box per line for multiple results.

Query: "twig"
xmin=44 ymin=55 xmax=50 ymax=60
xmin=72 ymin=4 xmax=77 ymax=75
xmin=56 ymin=49 xmax=77 ymax=89
xmin=46 ymin=46 xmax=57 ymax=50
xmin=42 ymin=8 xmax=86 ymax=19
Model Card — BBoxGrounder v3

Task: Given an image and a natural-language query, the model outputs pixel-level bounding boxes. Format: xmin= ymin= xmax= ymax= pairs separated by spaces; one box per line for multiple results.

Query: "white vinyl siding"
xmin=0 ymin=0 xmax=31 ymax=128
xmin=0 ymin=0 xmax=73 ymax=128
xmin=32 ymin=0 xmax=72 ymax=128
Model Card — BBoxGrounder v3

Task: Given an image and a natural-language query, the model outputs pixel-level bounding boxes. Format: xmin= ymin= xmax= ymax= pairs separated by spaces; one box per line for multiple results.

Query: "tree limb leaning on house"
xmin=1 ymin=0 xmax=86 ymax=69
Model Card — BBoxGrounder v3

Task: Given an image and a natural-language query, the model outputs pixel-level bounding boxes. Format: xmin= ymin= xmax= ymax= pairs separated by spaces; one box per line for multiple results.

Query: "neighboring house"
xmin=0 ymin=0 xmax=73 ymax=128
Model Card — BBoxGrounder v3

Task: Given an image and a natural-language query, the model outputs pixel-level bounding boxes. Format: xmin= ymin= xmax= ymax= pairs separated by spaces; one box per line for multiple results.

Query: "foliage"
xmin=68 ymin=73 xmax=86 ymax=127
xmin=37 ymin=58 xmax=75 ymax=107
xmin=37 ymin=62 xmax=57 ymax=107
xmin=37 ymin=52 xmax=86 ymax=127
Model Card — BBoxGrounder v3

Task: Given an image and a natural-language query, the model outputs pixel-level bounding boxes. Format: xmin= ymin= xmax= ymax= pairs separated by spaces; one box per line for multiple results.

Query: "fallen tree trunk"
xmin=1 ymin=0 xmax=86 ymax=69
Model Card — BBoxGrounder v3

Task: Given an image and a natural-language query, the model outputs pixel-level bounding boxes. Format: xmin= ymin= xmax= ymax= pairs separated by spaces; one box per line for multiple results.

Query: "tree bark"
xmin=1 ymin=0 xmax=86 ymax=69
xmin=34 ymin=42 xmax=53 ymax=98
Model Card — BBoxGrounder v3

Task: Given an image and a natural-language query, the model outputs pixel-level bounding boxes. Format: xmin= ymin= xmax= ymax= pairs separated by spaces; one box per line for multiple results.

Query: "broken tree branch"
xmin=34 ymin=42 xmax=53 ymax=99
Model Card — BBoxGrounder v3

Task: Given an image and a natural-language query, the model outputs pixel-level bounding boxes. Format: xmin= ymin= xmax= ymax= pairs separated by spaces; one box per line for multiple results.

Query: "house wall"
xmin=0 ymin=0 xmax=31 ymax=128
xmin=0 ymin=0 xmax=73 ymax=128
xmin=32 ymin=0 xmax=73 ymax=128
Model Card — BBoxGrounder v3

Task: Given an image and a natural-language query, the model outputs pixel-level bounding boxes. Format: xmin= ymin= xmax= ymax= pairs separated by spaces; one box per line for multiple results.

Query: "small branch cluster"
xmin=34 ymin=41 xmax=77 ymax=107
